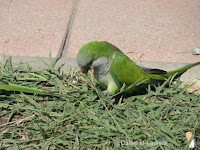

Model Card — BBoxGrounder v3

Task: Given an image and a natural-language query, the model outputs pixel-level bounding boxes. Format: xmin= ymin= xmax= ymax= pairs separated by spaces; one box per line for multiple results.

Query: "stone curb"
xmin=1 ymin=55 xmax=199 ymax=84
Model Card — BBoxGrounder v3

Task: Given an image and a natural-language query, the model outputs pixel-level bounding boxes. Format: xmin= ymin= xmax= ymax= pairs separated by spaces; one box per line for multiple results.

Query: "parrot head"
xmin=76 ymin=41 xmax=116 ymax=74
xmin=76 ymin=44 xmax=93 ymax=74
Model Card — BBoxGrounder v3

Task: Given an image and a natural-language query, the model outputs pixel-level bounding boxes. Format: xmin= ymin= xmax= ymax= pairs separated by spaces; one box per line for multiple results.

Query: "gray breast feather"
xmin=92 ymin=57 xmax=111 ymax=77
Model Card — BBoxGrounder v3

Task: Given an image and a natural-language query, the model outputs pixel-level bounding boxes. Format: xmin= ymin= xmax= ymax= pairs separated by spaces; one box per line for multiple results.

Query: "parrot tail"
xmin=147 ymin=62 xmax=200 ymax=81
xmin=164 ymin=62 xmax=200 ymax=78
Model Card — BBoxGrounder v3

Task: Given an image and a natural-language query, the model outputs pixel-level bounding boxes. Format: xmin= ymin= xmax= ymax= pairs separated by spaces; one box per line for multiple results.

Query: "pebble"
xmin=191 ymin=47 xmax=200 ymax=55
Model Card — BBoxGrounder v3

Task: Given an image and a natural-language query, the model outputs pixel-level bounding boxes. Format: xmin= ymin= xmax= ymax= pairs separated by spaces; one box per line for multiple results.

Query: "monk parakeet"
xmin=76 ymin=41 xmax=200 ymax=95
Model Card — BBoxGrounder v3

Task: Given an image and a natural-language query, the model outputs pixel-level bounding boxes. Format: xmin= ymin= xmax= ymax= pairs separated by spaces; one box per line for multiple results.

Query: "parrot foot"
xmin=102 ymin=90 xmax=109 ymax=97
xmin=102 ymin=90 xmax=116 ymax=102
xmin=109 ymin=98 xmax=116 ymax=103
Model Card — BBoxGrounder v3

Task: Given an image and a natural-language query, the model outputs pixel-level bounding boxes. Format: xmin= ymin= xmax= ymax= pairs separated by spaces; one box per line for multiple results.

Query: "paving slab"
xmin=0 ymin=0 xmax=74 ymax=57
xmin=65 ymin=0 xmax=200 ymax=63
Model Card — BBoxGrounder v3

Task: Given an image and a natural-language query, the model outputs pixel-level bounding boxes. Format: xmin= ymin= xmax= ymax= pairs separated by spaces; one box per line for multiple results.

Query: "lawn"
xmin=0 ymin=57 xmax=199 ymax=150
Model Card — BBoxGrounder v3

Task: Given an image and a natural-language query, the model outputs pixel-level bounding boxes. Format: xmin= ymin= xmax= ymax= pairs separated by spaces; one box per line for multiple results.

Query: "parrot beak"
xmin=80 ymin=67 xmax=90 ymax=73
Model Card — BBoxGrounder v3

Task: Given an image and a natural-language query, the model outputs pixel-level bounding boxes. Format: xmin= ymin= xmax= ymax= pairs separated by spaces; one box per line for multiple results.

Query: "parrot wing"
xmin=109 ymin=52 xmax=150 ymax=88
xmin=139 ymin=66 xmax=167 ymax=75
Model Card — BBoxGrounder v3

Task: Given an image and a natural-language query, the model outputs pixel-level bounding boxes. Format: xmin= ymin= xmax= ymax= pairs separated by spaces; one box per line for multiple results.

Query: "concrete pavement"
xmin=0 ymin=0 xmax=74 ymax=57
xmin=0 ymin=0 xmax=200 ymax=82
xmin=66 ymin=0 xmax=200 ymax=63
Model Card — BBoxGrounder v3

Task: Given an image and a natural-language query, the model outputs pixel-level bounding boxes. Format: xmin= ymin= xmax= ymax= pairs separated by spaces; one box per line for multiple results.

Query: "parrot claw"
xmin=102 ymin=90 xmax=110 ymax=97
xmin=109 ymin=98 xmax=116 ymax=103
xmin=102 ymin=90 xmax=116 ymax=102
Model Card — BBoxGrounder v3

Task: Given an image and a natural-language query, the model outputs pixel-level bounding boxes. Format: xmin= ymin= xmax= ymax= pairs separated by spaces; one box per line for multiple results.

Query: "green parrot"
xmin=76 ymin=41 xmax=200 ymax=95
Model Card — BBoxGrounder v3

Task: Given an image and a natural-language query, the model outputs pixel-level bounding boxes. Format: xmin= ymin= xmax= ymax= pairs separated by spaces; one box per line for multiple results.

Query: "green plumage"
xmin=76 ymin=41 xmax=200 ymax=95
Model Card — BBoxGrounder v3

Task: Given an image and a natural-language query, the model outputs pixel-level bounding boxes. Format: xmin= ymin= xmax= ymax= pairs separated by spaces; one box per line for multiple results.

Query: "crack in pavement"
xmin=56 ymin=0 xmax=79 ymax=60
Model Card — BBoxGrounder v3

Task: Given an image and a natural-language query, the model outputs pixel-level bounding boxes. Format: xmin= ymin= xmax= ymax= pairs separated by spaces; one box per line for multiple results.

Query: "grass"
xmin=0 ymin=57 xmax=199 ymax=150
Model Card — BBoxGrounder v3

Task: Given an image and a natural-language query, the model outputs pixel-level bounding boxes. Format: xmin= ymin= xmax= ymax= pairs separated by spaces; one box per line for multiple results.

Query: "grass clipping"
xmin=0 ymin=57 xmax=199 ymax=150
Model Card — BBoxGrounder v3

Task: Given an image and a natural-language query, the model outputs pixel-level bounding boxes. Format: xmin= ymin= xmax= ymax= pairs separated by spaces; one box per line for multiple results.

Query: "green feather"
xmin=148 ymin=62 xmax=200 ymax=80
xmin=109 ymin=51 xmax=150 ymax=89
xmin=110 ymin=71 xmax=122 ymax=87
xmin=165 ymin=62 xmax=200 ymax=78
